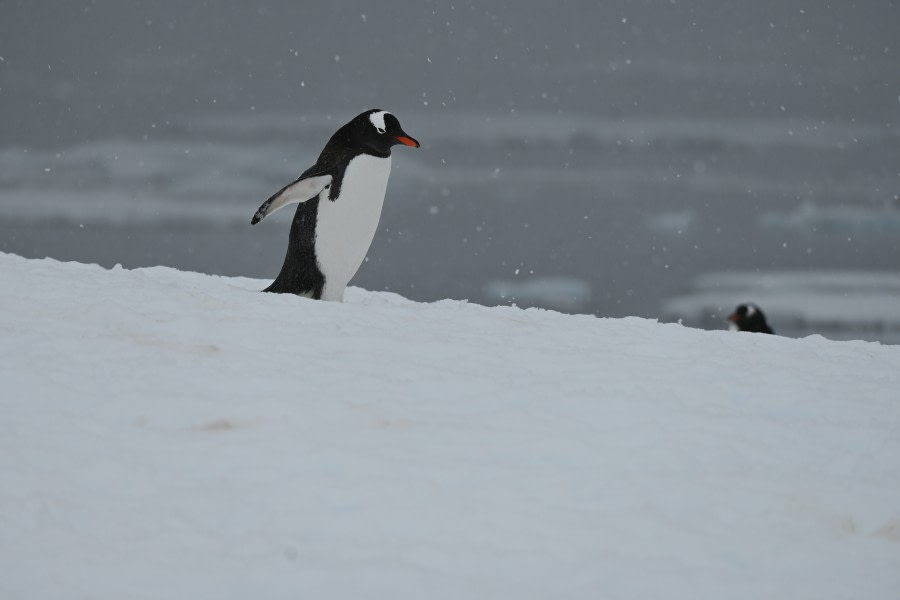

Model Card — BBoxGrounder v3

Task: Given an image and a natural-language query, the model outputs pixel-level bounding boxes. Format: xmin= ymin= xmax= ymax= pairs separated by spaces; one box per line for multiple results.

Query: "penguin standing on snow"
xmin=728 ymin=303 xmax=775 ymax=334
xmin=251 ymin=109 xmax=419 ymax=301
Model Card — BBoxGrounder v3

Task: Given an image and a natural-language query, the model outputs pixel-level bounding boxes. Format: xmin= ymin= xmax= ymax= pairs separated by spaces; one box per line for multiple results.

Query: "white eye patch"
xmin=369 ymin=110 xmax=388 ymax=134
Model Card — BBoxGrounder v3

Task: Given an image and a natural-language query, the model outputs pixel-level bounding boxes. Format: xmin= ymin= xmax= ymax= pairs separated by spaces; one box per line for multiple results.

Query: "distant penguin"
xmin=251 ymin=109 xmax=419 ymax=301
xmin=728 ymin=303 xmax=775 ymax=334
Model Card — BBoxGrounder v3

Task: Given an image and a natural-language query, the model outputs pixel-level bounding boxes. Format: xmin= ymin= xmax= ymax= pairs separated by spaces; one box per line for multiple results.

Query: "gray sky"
xmin=2 ymin=1 xmax=897 ymax=145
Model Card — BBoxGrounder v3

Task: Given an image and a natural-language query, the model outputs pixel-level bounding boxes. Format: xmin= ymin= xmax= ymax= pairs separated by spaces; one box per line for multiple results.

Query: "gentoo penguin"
xmin=728 ymin=303 xmax=775 ymax=334
xmin=251 ymin=109 xmax=419 ymax=301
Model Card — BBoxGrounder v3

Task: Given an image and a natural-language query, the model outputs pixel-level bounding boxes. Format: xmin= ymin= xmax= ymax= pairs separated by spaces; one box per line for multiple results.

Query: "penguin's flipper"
xmin=251 ymin=174 xmax=333 ymax=224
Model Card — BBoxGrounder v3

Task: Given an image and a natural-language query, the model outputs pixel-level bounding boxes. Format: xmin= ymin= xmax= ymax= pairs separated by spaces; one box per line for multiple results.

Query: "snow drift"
xmin=2 ymin=252 xmax=899 ymax=599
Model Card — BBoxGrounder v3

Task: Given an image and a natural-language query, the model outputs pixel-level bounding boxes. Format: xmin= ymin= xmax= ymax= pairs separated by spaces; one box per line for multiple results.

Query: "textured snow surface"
xmin=2 ymin=252 xmax=899 ymax=600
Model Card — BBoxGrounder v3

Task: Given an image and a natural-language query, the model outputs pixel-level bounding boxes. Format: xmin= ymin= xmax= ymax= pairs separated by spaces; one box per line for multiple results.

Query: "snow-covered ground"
xmin=2 ymin=252 xmax=899 ymax=599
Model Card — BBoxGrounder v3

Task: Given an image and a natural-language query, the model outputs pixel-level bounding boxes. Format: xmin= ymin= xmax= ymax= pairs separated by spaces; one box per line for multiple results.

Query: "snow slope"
xmin=2 ymin=252 xmax=899 ymax=599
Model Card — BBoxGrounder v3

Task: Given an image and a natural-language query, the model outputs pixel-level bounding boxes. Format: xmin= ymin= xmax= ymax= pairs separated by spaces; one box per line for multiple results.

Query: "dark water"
xmin=2 ymin=1 xmax=898 ymax=341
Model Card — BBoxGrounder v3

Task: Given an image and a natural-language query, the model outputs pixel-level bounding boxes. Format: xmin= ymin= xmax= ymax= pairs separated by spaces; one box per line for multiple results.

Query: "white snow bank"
xmin=2 ymin=253 xmax=899 ymax=600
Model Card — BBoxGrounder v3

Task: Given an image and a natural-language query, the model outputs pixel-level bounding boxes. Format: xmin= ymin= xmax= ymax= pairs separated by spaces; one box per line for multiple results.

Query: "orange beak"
xmin=394 ymin=135 xmax=420 ymax=148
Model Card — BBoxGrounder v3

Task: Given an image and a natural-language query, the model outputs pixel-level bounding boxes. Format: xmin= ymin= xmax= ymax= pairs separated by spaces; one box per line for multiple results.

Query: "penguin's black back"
xmin=730 ymin=304 xmax=775 ymax=334
xmin=261 ymin=117 xmax=374 ymax=298
xmin=261 ymin=141 xmax=354 ymax=298
xmin=744 ymin=316 xmax=775 ymax=335
xmin=264 ymin=197 xmax=325 ymax=298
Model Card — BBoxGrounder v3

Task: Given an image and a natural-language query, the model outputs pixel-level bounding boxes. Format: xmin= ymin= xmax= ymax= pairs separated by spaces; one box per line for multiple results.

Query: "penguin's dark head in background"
xmin=728 ymin=303 xmax=775 ymax=334
xmin=348 ymin=109 xmax=420 ymax=156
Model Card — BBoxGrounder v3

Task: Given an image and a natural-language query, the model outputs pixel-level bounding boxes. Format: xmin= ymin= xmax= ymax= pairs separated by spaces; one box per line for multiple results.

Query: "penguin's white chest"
xmin=314 ymin=154 xmax=392 ymax=300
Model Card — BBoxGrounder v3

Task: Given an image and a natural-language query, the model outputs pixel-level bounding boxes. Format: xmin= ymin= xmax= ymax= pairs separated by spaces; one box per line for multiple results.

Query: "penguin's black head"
xmin=347 ymin=109 xmax=420 ymax=157
xmin=728 ymin=303 xmax=775 ymax=334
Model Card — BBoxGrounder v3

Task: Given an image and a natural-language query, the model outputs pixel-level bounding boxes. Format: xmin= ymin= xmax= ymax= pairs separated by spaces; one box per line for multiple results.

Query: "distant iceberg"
xmin=662 ymin=270 xmax=900 ymax=343
xmin=759 ymin=201 xmax=900 ymax=236
xmin=483 ymin=276 xmax=592 ymax=312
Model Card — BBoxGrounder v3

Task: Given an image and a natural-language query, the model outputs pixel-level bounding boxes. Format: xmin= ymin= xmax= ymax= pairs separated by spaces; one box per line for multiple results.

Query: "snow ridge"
xmin=2 ymin=252 xmax=899 ymax=600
